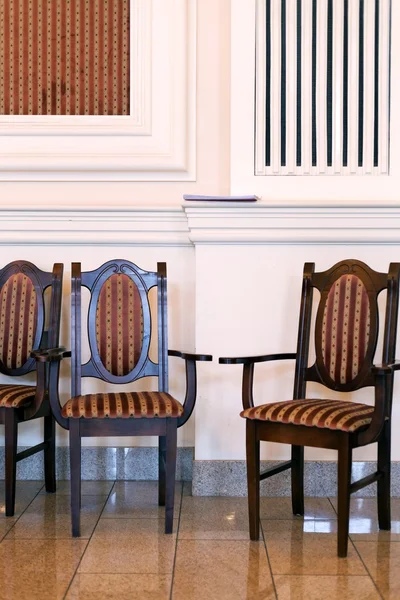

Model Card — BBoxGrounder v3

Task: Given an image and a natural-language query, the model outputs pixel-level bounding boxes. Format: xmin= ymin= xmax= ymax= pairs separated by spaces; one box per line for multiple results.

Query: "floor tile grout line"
xmin=169 ymin=480 xmax=184 ymax=600
xmin=328 ymin=497 xmax=384 ymax=599
xmin=0 ymin=482 xmax=45 ymax=542
xmin=62 ymin=479 xmax=117 ymax=600
xmin=349 ymin=537 xmax=384 ymax=599
xmin=261 ymin=521 xmax=279 ymax=599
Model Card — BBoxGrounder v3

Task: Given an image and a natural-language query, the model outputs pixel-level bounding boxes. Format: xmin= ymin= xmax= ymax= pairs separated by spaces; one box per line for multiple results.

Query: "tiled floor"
xmin=0 ymin=481 xmax=397 ymax=599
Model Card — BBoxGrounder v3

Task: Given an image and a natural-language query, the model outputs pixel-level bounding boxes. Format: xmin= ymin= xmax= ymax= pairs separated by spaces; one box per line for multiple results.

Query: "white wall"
xmin=1 ymin=0 xmax=400 ymax=466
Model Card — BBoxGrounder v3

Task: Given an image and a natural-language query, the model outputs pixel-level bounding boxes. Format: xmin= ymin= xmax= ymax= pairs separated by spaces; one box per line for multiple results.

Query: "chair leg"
xmin=291 ymin=445 xmax=304 ymax=516
xmin=165 ymin=420 xmax=177 ymax=534
xmin=378 ymin=421 xmax=391 ymax=530
xmin=44 ymin=414 xmax=56 ymax=493
xmin=337 ymin=437 xmax=352 ymax=558
xmin=69 ymin=420 xmax=81 ymax=537
xmin=5 ymin=410 xmax=17 ymax=517
xmin=246 ymin=419 xmax=260 ymax=541
xmin=159 ymin=436 xmax=166 ymax=507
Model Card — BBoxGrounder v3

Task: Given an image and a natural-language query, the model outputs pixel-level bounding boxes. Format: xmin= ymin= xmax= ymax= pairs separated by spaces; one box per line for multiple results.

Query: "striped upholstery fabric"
xmin=0 ymin=384 xmax=35 ymax=408
xmin=0 ymin=273 xmax=38 ymax=369
xmin=0 ymin=0 xmax=130 ymax=115
xmin=61 ymin=391 xmax=184 ymax=419
xmin=96 ymin=274 xmax=143 ymax=377
xmin=241 ymin=399 xmax=374 ymax=433
xmin=321 ymin=274 xmax=370 ymax=384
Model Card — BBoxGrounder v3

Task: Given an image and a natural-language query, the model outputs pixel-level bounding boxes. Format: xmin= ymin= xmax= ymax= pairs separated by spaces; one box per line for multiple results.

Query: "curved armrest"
xmin=219 ymin=352 xmax=296 ymax=365
xmin=168 ymin=349 xmax=212 ymax=362
xmin=168 ymin=349 xmax=212 ymax=427
xmin=31 ymin=347 xmax=70 ymax=362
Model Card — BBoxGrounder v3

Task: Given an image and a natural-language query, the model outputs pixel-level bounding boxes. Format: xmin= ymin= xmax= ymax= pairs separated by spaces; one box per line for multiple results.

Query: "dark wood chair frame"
xmin=220 ymin=260 xmax=400 ymax=557
xmin=36 ymin=259 xmax=211 ymax=536
xmin=0 ymin=261 xmax=63 ymax=516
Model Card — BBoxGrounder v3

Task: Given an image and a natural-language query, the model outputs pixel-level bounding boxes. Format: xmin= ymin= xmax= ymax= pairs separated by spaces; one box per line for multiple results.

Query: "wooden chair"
xmin=220 ymin=259 xmax=400 ymax=557
xmin=0 ymin=260 xmax=63 ymax=516
xmin=39 ymin=259 xmax=212 ymax=536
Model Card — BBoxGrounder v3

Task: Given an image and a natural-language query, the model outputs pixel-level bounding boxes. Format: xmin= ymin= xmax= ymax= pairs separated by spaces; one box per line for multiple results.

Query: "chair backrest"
xmin=0 ymin=261 xmax=63 ymax=376
xmin=294 ymin=260 xmax=400 ymax=399
xmin=71 ymin=260 xmax=168 ymax=397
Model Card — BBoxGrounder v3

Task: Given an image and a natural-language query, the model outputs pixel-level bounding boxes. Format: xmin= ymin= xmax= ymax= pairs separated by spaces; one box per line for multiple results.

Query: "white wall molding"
xmin=0 ymin=0 xmax=196 ymax=182
xmin=0 ymin=206 xmax=191 ymax=246
xmin=184 ymin=201 xmax=400 ymax=244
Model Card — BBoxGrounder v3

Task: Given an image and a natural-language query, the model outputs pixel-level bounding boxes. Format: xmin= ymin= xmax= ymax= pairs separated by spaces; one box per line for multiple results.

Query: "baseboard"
xmin=4 ymin=447 xmax=193 ymax=482
xmin=5 ymin=450 xmax=399 ymax=497
xmin=192 ymin=460 xmax=400 ymax=497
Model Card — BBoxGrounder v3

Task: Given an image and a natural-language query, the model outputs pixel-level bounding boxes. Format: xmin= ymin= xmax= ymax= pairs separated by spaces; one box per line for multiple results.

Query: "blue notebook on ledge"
xmin=183 ymin=194 xmax=258 ymax=202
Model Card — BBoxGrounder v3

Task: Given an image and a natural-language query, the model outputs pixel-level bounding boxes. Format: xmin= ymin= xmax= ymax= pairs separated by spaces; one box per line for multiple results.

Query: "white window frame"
xmin=231 ymin=0 xmax=400 ymax=203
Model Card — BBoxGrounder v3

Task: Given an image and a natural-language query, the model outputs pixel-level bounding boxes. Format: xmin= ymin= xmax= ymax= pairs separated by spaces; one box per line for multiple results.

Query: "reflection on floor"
xmin=0 ymin=481 xmax=396 ymax=599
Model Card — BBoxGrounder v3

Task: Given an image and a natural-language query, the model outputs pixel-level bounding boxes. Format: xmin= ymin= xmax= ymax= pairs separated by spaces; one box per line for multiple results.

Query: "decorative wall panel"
xmin=0 ymin=0 xmax=130 ymax=115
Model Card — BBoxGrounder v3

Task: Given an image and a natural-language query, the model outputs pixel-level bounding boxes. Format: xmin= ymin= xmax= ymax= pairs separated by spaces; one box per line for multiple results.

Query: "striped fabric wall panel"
xmin=255 ymin=0 xmax=391 ymax=175
xmin=0 ymin=0 xmax=130 ymax=115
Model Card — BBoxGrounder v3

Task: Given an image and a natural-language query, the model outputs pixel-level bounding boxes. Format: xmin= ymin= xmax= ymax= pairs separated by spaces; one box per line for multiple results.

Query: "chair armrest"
xmin=372 ymin=361 xmax=400 ymax=375
xmin=168 ymin=350 xmax=212 ymax=427
xmin=168 ymin=349 xmax=212 ymax=362
xmin=31 ymin=347 xmax=70 ymax=362
xmin=219 ymin=352 xmax=296 ymax=365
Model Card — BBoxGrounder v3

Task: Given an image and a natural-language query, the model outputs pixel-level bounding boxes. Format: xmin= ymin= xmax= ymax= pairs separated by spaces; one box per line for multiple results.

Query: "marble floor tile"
xmin=273 ymin=575 xmax=381 ymax=600
xmin=172 ymin=540 xmax=275 ymax=600
xmin=354 ymin=541 xmax=400 ymax=599
xmin=102 ymin=481 xmax=182 ymax=519
xmin=0 ymin=538 xmax=87 ymax=600
xmin=39 ymin=480 xmax=114 ymax=496
xmin=79 ymin=518 xmax=177 ymax=574
xmin=179 ymin=496 xmax=251 ymax=540
xmin=260 ymin=497 xmax=337 ymax=520
xmin=262 ymin=520 xmax=366 ymax=575
xmin=0 ymin=480 xmax=43 ymax=519
xmin=6 ymin=494 xmax=107 ymax=539
xmin=66 ymin=573 xmax=172 ymax=599
xmin=330 ymin=497 xmax=400 ymax=541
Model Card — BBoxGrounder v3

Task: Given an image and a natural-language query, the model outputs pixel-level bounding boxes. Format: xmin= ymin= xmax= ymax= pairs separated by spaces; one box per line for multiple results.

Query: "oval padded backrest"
xmin=0 ymin=273 xmax=38 ymax=369
xmin=95 ymin=273 xmax=143 ymax=376
xmin=320 ymin=273 xmax=370 ymax=385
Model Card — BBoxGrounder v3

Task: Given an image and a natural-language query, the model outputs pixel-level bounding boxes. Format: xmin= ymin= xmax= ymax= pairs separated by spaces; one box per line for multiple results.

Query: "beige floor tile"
xmin=355 ymin=541 xmax=400 ymax=599
xmin=79 ymin=518 xmax=177 ymax=574
xmin=6 ymin=494 xmax=106 ymax=539
xmin=0 ymin=480 xmax=43 ymax=519
xmin=260 ymin=497 xmax=337 ymax=520
xmin=102 ymin=481 xmax=182 ymax=519
xmin=172 ymin=540 xmax=275 ymax=600
xmin=330 ymin=497 xmax=400 ymax=541
xmin=0 ymin=538 xmax=87 ymax=600
xmin=274 ymin=575 xmax=380 ymax=600
xmin=179 ymin=496 xmax=251 ymax=540
xmin=262 ymin=520 xmax=366 ymax=575
xmin=66 ymin=573 xmax=172 ymax=599
xmin=39 ymin=480 xmax=114 ymax=496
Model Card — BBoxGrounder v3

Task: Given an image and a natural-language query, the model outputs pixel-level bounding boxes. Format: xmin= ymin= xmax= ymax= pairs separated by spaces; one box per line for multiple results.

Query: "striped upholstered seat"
xmin=61 ymin=391 xmax=184 ymax=419
xmin=241 ymin=398 xmax=374 ymax=433
xmin=0 ymin=384 xmax=36 ymax=409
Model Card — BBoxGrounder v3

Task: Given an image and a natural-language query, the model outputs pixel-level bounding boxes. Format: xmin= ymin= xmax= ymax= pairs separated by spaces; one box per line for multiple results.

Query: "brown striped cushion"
xmin=96 ymin=274 xmax=143 ymax=377
xmin=0 ymin=384 xmax=35 ymax=408
xmin=61 ymin=391 xmax=184 ymax=419
xmin=321 ymin=274 xmax=370 ymax=384
xmin=0 ymin=274 xmax=38 ymax=369
xmin=241 ymin=399 xmax=374 ymax=433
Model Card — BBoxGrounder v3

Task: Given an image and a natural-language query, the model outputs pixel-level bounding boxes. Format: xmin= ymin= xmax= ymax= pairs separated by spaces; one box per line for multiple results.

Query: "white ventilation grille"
xmin=255 ymin=0 xmax=391 ymax=175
